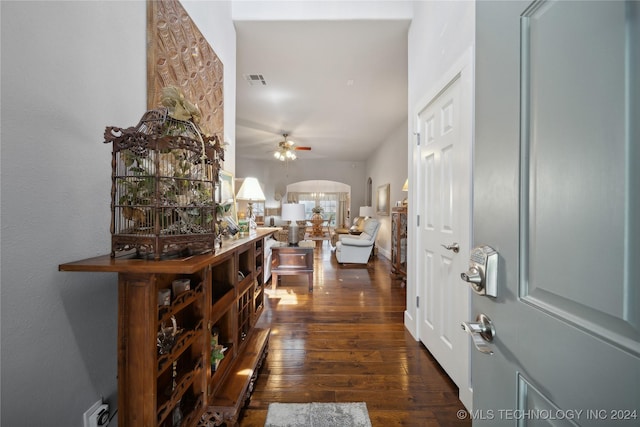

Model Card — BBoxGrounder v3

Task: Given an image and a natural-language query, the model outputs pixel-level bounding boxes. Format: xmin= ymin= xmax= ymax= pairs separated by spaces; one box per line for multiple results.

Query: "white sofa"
xmin=263 ymin=235 xmax=280 ymax=283
xmin=335 ymin=218 xmax=380 ymax=264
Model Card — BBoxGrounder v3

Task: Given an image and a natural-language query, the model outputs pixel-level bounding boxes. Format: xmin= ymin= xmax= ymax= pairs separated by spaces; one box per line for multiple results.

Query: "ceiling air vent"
xmin=243 ymin=74 xmax=267 ymax=86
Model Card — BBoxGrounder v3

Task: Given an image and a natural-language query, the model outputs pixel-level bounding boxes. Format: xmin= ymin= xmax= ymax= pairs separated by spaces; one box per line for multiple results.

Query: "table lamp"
xmin=236 ymin=177 xmax=265 ymax=229
xmin=281 ymin=203 xmax=306 ymax=246
xmin=402 ymin=178 xmax=408 ymax=205
xmin=359 ymin=206 xmax=375 ymax=219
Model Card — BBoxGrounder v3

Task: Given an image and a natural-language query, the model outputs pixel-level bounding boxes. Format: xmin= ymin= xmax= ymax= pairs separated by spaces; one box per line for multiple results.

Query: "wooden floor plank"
xmin=239 ymin=246 xmax=471 ymax=426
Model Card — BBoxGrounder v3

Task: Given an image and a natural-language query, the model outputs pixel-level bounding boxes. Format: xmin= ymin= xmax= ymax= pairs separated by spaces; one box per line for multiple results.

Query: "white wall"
xmin=232 ymin=0 xmax=413 ymax=21
xmin=364 ymin=121 xmax=409 ymax=259
xmin=405 ymin=1 xmax=475 ymax=337
xmin=0 ymin=1 xmax=235 ymax=425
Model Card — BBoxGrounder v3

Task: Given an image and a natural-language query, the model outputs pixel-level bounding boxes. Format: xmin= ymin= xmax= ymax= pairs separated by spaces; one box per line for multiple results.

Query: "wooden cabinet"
xmin=391 ymin=206 xmax=407 ymax=283
xmin=253 ymin=237 xmax=265 ymax=322
xmin=59 ymin=229 xmax=274 ymax=427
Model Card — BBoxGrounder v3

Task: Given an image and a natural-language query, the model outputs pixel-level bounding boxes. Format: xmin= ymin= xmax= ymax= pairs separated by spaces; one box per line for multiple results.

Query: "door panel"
xmin=441 ymin=145 xmax=454 ymax=231
xmin=425 ymin=250 xmax=435 ymax=327
xmin=521 ymin=0 xmax=637 ymax=352
xmin=517 ymin=374 xmax=579 ymax=427
xmin=440 ymin=254 xmax=455 ymax=348
xmin=425 ymin=152 xmax=436 ymax=228
xmin=473 ymin=1 xmax=639 ymax=425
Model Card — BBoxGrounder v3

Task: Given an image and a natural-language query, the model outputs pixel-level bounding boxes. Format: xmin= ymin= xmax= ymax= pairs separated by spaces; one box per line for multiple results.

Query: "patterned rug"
xmin=264 ymin=402 xmax=372 ymax=427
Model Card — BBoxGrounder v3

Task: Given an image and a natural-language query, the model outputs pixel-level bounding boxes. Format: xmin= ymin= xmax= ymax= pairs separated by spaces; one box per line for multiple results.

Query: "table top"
xmin=59 ymin=228 xmax=276 ymax=274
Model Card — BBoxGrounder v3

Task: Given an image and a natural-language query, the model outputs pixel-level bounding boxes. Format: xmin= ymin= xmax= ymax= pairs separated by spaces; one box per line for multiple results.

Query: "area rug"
xmin=265 ymin=402 xmax=372 ymax=427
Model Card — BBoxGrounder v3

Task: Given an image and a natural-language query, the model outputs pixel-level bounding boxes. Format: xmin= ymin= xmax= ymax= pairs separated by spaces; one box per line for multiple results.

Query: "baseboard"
xmin=404 ymin=310 xmax=417 ymax=339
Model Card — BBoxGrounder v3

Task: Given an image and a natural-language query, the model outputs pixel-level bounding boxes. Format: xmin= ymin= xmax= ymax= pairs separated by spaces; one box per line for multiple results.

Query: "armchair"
xmin=331 ymin=216 xmax=365 ymax=247
xmin=335 ymin=218 xmax=380 ymax=264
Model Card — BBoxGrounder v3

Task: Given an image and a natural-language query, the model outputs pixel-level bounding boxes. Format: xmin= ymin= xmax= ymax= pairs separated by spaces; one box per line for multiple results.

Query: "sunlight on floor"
xmin=264 ymin=287 xmax=299 ymax=305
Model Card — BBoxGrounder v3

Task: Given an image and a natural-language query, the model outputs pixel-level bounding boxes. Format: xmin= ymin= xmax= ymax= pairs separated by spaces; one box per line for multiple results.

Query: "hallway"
xmin=240 ymin=243 xmax=471 ymax=426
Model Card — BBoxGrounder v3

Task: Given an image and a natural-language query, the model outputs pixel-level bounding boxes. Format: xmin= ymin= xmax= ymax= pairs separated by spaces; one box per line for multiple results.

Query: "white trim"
xmin=414 ymin=47 xmax=474 ymax=117
xmin=404 ymin=310 xmax=417 ymax=339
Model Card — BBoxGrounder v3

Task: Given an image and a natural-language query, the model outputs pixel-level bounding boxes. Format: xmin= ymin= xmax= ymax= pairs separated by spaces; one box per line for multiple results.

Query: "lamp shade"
xmin=236 ymin=177 xmax=265 ymax=201
xmin=282 ymin=203 xmax=304 ymax=221
xmin=281 ymin=203 xmax=306 ymax=221
xmin=359 ymin=206 xmax=375 ymax=218
xmin=402 ymin=179 xmax=409 ymax=192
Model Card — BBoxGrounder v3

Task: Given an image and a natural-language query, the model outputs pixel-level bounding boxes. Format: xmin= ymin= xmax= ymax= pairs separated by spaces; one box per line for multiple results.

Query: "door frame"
xmin=407 ymin=46 xmax=475 ymax=409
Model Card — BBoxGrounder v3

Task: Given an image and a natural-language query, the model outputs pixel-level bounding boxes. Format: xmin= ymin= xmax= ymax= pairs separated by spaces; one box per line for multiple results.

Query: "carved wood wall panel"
xmin=147 ymin=0 xmax=224 ymax=138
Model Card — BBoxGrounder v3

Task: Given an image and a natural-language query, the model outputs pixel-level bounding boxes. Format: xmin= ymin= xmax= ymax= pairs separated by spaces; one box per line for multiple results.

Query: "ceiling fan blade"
xmin=294 ymin=146 xmax=312 ymax=151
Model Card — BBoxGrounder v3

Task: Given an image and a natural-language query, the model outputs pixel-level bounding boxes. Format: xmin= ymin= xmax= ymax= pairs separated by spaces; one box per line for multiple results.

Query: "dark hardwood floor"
xmin=240 ymin=242 xmax=471 ymax=426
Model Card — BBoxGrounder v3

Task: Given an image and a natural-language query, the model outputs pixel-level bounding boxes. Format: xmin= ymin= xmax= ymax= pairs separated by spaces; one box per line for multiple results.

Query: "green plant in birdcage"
xmin=214 ymin=200 xmax=233 ymax=235
xmin=117 ymin=144 xmax=215 ymax=233
xmin=118 ymin=150 xmax=155 ymax=226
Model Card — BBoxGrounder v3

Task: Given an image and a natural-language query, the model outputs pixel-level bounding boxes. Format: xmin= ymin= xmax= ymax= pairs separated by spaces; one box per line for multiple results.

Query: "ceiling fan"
xmin=273 ymin=133 xmax=311 ymax=161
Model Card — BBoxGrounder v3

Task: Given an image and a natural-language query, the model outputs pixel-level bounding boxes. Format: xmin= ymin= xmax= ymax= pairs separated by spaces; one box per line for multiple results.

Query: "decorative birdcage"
xmin=104 ymin=108 xmax=225 ymax=259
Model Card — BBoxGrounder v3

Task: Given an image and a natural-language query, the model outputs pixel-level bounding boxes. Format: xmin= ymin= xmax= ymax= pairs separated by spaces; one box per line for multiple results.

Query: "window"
xmin=297 ymin=192 xmax=337 ymax=226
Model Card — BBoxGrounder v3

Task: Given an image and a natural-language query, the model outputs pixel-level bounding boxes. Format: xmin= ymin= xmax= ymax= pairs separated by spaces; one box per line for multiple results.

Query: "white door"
xmin=470 ymin=1 xmax=639 ymax=425
xmin=417 ymin=53 xmax=473 ymax=408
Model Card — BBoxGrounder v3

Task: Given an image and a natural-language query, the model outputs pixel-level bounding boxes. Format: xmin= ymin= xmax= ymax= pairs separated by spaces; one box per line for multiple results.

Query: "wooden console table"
xmin=59 ymin=229 xmax=275 ymax=427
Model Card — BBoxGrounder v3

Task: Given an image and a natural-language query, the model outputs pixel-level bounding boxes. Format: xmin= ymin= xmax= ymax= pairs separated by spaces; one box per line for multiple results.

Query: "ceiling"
xmin=234 ymin=20 xmax=409 ymax=162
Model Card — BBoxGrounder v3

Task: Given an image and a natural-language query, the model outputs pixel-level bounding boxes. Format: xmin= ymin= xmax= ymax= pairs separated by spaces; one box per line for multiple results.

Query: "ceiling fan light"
xmin=273 ymin=133 xmax=306 ymax=162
